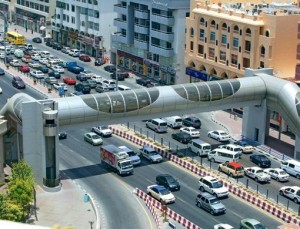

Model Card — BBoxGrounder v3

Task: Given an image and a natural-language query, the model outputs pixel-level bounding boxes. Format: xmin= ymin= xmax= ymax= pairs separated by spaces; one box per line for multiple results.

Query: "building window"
xmin=260 ymin=61 xmax=264 ymax=68
xmin=245 ymin=40 xmax=251 ymax=53
xmin=233 ymin=25 xmax=239 ymax=33
xmin=221 ymin=34 xmax=227 ymax=46
xmin=190 ymin=28 xmax=194 ymax=37
xmin=211 ymin=20 xmax=216 ymax=28
xmin=209 ymin=48 xmax=214 ymax=59
xmin=45 ymin=6 xmax=49 ymax=13
xmin=72 ymin=5 xmax=75 ymax=12
xmin=260 ymin=46 xmax=265 ymax=57
xmin=198 ymin=44 xmax=204 ymax=55
xmin=243 ymin=58 xmax=250 ymax=68
xmin=246 ymin=28 xmax=251 ymax=36
xmin=222 ymin=23 xmax=227 ymax=30
xmin=265 ymin=30 xmax=270 ymax=37
xmin=210 ymin=32 xmax=215 ymax=42
xmin=200 ymin=17 xmax=205 ymax=25
xmin=233 ymin=37 xmax=239 ymax=48
xmin=199 ymin=29 xmax=205 ymax=40
xmin=71 ymin=17 xmax=75 ymax=24
xmin=153 ymin=54 xmax=159 ymax=62
xmin=190 ymin=41 xmax=194 ymax=51
xmin=231 ymin=54 xmax=238 ymax=66
xmin=220 ymin=51 xmax=226 ymax=62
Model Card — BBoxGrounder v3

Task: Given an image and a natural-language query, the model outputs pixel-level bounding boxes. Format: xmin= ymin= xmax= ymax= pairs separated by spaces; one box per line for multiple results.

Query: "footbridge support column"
xmin=0 ymin=116 xmax=7 ymax=182
xmin=295 ymin=136 xmax=300 ymax=160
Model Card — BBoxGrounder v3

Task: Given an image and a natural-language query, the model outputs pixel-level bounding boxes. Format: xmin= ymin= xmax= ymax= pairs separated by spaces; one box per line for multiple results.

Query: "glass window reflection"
xmin=197 ymin=84 xmax=211 ymax=101
xmin=173 ymin=85 xmax=188 ymax=99
xmin=109 ymin=94 xmax=125 ymax=113
xmin=185 ymin=84 xmax=199 ymax=101
xmin=209 ymin=82 xmax=222 ymax=101
xmin=96 ymin=94 xmax=111 ymax=113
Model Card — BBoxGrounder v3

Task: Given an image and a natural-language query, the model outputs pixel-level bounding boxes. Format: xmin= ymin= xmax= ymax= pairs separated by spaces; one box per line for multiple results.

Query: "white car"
xmin=118 ymin=146 xmax=141 ymax=166
xmin=147 ymin=185 xmax=175 ymax=204
xmin=39 ymin=58 xmax=48 ymax=65
xmin=234 ymin=140 xmax=254 ymax=153
xmin=30 ymin=70 xmax=45 ymax=79
xmin=53 ymin=82 xmax=68 ymax=91
xmin=10 ymin=59 xmax=21 ymax=67
xmin=180 ymin=127 xmax=200 ymax=138
xmin=208 ymin=130 xmax=231 ymax=142
xmin=91 ymin=75 xmax=103 ymax=83
xmin=244 ymin=167 xmax=271 ymax=183
xmin=279 ymin=186 xmax=300 ymax=204
xmin=199 ymin=176 xmax=229 ymax=198
xmin=0 ymin=86 xmax=2 ymax=94
xmin=0 ymin=52 xmax=5 ymax=59
xmin=51 ymin=65 xmax=64 ymax=73
xmin=84 ymin=132 xmax=103 ymax=146
xmin=91 ymin=126 xmax=112 ymax=137
xmin=214 ymin=224 xmax=233 ymax=229
xmin=29 ymin=61 xmax=41 ymax=68
xmin=264 ymin=168 xmax=289 ymax=182
xmin=31 ymin=54 xmax=41 ymax=61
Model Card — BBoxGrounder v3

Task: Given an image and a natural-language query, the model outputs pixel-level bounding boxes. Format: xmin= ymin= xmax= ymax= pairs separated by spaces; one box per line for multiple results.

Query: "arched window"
xmin=189 ymin=61 xmax=196 ymax=68
xmin=233 ymin=25 xmax=239 ymax=33
xmin=265 ymin=30 xmax=270 ymax=37
xmin=211 ymin=20 xmax=216 ymax=27
xmin=200 ymin=65 xmax=206 ymax=72
xmin=222 ymin=23 xmax=227 ymax=30
xmin=200 ymin=18 xmax=205 ymax=24
xmin=221 ymin=72 xmax=228 ymax=79
xmin=210 ymin=68 xmax=217 ymax=76
xmin=190 ymin=28 xmax=194 ymax=37
xmin=246 ymin=28 xmax=251 ymax=36
xmin=260 ymin=46 xmax=265 ymax=56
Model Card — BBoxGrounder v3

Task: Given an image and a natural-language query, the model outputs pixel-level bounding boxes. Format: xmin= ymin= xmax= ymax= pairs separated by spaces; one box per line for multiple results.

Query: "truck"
xmin=138 ymin=146 xmax=162 ymax=163
xmin=100 ymin=145 xmax=134 ymax=175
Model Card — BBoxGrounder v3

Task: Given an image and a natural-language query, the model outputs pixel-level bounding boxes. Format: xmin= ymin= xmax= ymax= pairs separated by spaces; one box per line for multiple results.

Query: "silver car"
xmin=196 ymin=192 xmax=226 ymax=215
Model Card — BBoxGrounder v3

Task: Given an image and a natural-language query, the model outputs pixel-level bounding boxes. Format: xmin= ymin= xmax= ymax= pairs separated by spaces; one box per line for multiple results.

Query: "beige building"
xmin=185 ymin=0 xmax=300 ymax=82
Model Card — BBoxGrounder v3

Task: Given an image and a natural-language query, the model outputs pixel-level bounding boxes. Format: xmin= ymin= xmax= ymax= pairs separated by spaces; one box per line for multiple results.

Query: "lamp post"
xmin=0 ymin=12 xmax=8 ymax=67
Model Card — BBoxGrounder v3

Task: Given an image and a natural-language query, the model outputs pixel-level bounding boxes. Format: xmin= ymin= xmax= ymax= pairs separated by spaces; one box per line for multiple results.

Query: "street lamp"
xmin=0 ymin=12 xmax=8 ymax=66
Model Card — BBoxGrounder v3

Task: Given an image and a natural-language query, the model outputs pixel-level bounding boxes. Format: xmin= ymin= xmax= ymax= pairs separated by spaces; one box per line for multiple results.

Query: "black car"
xmin=48 ymin=71 xmax=61 ymax=79
xmin=74 ymin=83 xmax=91 ymax=94
xmin=58 ymin=132 xmax=67 ymax=140
xmin=52 ymin=42 xmax=63 ymax=50
xmin=94 ymin=58 xmax=106 ymax=66
xmin=5 ymin=56 xmax=13 ymax=63
xmin=156 ymin=174 xmax=180 ymax=191
xmin=38 ymin=65 xmax=49 ymax=73
xmin=110 ymin=72 xmax=125 ymax=81
xmin=104 ymin=65 xmax=116 ymax=73
xmin=45 ymin=40 xmax=55 ymax=47
xmin=182 ymin=116 xmax=201 ymax=129
xmin=12 ymin=76 xmax=26 ymax=89
xmin=0 ymin=67 xmax=5 ymax=75
xmin=249 ymin=154 xmax=271 ymax=168
xmin=136 ymin=78 xmax=152 ymax=87
xmin=171 ymin=132 xmax=192 ymax=144
xmin=32 ymin=37 xmax=42 ymax=43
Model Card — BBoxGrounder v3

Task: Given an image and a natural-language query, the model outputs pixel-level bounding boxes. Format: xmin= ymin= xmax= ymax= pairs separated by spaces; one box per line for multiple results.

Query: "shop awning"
xmin=40 ymin=26 xmax=46 ymax=31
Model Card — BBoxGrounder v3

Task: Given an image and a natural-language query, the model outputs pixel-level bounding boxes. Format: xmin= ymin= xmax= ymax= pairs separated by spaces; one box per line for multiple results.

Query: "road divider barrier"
xmin=135 ymin=188 xmax=202 ymax=229
xmin=111 ymin=125 xmax=300 ymax=225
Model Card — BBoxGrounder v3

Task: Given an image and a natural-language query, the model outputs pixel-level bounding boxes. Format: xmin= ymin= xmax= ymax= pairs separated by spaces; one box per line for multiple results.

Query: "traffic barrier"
xmin=111 ymin=126 xmax=300 ymax=225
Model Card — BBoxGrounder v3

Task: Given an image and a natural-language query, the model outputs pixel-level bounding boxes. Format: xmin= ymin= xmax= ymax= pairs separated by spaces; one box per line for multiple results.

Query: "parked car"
xmin=53 ymin=82 xmax=68 ymax=91
xmin=218 ymin=161 xmax=244 ymax=177
xmin=39 ymin=58 xmax=48 ymax=65
xmin=12 ymin=76 xmax=26 ymax=89
xmin=198 ymin=176 xmax=229 ymax=198
xmin=63 ymin=77 xmax=76 ymax=85
xmin=48 ymin=71 xmax=61 ymax=79
xmin=101 ymin=79 xmax=116 ymax=90
xmin=207 ymin=130 xmax=231 ymax=142
xmin=86 ymin=79 xmax=97 ymax=88
xmin=52 ymin=42 xmax=63 ymax=50
xmin=234 ymin=140 xmax=254 ymax=153
xmin=182 ymin=116 xmax=201 ymax=129
xmin=74 ymin=82 xmax=91 ymax=94
xmin=146 ymin=185 xmax=175 ymax=204
xmin=179 ymin=127 xmax=200 ymax=138
xmin=218 ymin=144 xmax=243 ymax=158
xmin=32 ymin=37 xmax=42 ymax=43
xmin=44 ymin=77 xmax=58 ymax=85
xmin=95 ymin=85 xmax=110 ymax=93
xmin=18 ymin=64 xmax=30 ymax=73
xmin=30 ymin=70 xmax=45 ymax=79
xmin=94 ymin=58 xmax=106 ymax=66
xmin=79 ymin=54 xmax=91 ymax=62
xmin=45 ymin=40 xmax=54 ymax=47
xmin=84 ymin=132 xmax=103 ymax=146
xmin=37 ymin=65 xmax=49 ymax=73
xmin=279 ymin=186 xmax=300 ymax=204
xmin=29 ymin=61 xmax=41 ymax=69
xmin=10 ymin=59 xmax=21 ymax=67
xmin=0 ymin=86 xmax=2 ymax=93
xmin=51 ymin=65 xmax=64 ymax=73
xmin=0 ymin=67 xmax=5 ymax=75
xmin=5 ymin=56 xmax=13 ymax=63
xmin=136 ymin=78 xmax=152 ymax=87
xmin=61 ymin=46 xmax=71 ymax=54
xmin=171 ymin=132 xmax=192 ymax=144
xmin=156 ymin=174 xmax=180 ymax=191
xmin=21 ymin=54 xmax=31 ymax=63
xmin=249 ymin=154 xmax=271 ymax=168
xmin=240 ymin=219 xmax=266 ymax=229
xmin=264 ymin=168 xmax=289 ymax=182
xmin=196 ymin=192 xmax=226 ymax=215
xmin=58 ymin=132 xmax=67 ymax=140
xmin=31 ymin=53 xmax=41 ymax=61
xmin=110 ymin=72 xmax=126 ymax=81
xmin=76 ymin=73 xmax=88 ymax=82
xmin=104 ymin=64 xmax=116 ymax=73
xmin=214 ymin=224 xmax=233 ymax=229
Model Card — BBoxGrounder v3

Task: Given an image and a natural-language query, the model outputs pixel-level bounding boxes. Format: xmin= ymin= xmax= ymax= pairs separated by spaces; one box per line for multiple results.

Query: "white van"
xmin=118 ymin=85 xmax=131 ymax=91
xmin=188 ymin=139 xmax=211 ymax=156
xmin=208 ymin=148 xmax=239 ymax=163
xmin=14 ymin=49 xmax=24 ymax=58
xmin=0 ymin=46 xmax=10 ymax=54
xmin=40 ymin=51 xmax=50 ymax=58
xmin=25 ymin=43 xmax=33 ymax=50
xmin=281 ymin=159 xmax=300 ymax=179
xmin=162 ymin=116 xmax=183 ymax=129
xmin=146 ymin=118 xmax=168 ymax=133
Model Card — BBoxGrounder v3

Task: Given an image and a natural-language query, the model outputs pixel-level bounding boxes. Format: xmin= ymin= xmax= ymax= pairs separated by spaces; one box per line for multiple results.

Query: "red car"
xmin=19 ymin=64 xmax=30 ymax=73
xmin=79 ymin=55 xmax=91 ymax=62
xmin=63 ymin=77 xmax=76 ymax=85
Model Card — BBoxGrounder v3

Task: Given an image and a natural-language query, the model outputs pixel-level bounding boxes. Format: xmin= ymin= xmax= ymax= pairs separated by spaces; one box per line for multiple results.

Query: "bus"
xmin=6 ymin=31 xmax=25 ymax=45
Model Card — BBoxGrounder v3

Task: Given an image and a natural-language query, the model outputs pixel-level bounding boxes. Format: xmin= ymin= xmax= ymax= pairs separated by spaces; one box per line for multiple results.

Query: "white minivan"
xmin=146 ymin=118 xmax=168 ymax=133
xmin=162 ymin=116 xmax=183 ymax=129
xmin=40 ymin=51 xmax=50 ymax=58
xmin=281 ymin=159 xmax=300 ymax=179
xmin=208 ymin=148 xmax=239 ymax=163
xmin=188 ymin=139 xmax=211 ymax=156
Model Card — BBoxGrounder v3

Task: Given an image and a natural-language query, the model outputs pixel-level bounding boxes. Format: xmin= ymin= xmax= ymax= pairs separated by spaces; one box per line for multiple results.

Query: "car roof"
xmin=155 ymin=185 xmax=167 ymax=191
xmin=199 ymin=192 xmax=215 ymax=199
xmin=202 ymin=176 xmax=219 ymax=182
xmin=243 ymin=218 xmax=261 ymax=224
xmin=157 ymin=174 xmax=173 ymax=179
xmin=227 ymin=162 xmax=243 ymax=168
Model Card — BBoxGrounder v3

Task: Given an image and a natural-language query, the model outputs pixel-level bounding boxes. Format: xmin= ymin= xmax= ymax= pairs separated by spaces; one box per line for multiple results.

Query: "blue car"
xmin=249 ymin=154 xmax=271 ymax=168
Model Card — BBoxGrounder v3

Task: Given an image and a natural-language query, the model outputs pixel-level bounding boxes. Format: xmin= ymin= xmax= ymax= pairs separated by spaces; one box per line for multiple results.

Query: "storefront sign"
xmin=79 ymin=35 xmax=94 ymax=46
xmin=68 ymin=31 xmax=78 ymax=39
xmin=186 ymin=67 xmax=209 ymax=81
xmin=161 ymin=65 xmax=176 ymax=75
xmin=144 ymin=59 xmax=159 ymax=67
xmin=118 ymin=51 xmax=143 ymax=63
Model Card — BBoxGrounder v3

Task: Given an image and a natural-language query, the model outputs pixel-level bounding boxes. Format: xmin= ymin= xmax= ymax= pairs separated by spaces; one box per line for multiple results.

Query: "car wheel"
xmin=255 ymin=177 xmax=258 ymax=182
xmin=148 ymin=192 xmax=152 ymax=196
xmin=276 ymin=177 xmax=280 ymax=182
xmin=297 ymin=174 xmax=300 ymax=179
xmin=217 ymin=137 xmax=220 ymax=141
xmin=218 ymin=166 xmax=221 ymax=172
xmin=294 ymin=198 xmax=299 ymax=204
xmin=210 ymin=209 xmax=215 ymax=215
xmin=279 ymin=190 xmax=284 ymax=196
xmin=208 ymin=133 xmax=211 ymax=138
xmin=213 ymin=193 xmax=218 ymax=198
xmin=211 ymin=158 xmax=215 ymax=163
xmin=199 ymin=186 xmax=204 ymax=192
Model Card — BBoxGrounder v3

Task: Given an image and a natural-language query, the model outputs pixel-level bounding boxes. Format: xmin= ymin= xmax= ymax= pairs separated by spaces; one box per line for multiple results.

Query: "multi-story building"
xmin=185 ymin=0 xmax=300 ymax=83
xmin=52 ymin=0 xmax=117 ymax=58
xmin=112 ymin=0 xmax=190 ymax=85
xmin=295 ymin=22 xmax=300 ymax=80
xmin=0 ymin=0 xmax=56 ymax=36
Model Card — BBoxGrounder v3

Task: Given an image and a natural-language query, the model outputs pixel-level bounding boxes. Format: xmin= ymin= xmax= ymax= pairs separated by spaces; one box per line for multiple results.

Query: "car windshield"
xmin=203 ymin=146 xmax=211 ymax=150
xmin=91 ymin=135 xmax=100 ymax=139
xmin=259 ymin=157 xmax=268 ymax=161
xmin=211 ymin=181 xmax=223 ymax=188
xmin=254 ymin=223 xmax=265 ymax=229
xmin=210 ymin=198 xmax=220 ymax=204
xmin=166 ymin=176 xmax=176 ymax=183
xmin=101 ymin=126 xmax=108 ymax=129
xmin=257 ymin=170 xmax=264 ymax=174
xmin=160 ymin=188 xmax=170 ymax=195
xmin=127 ymin=151 xmax=136 ymax=157
xmin=160 ymin=123 xmax=167 ymax=127
xmin=236 ymin=167 xmax=244 ymax=171
xmin=220 ymin=132 xmax=228 ymax=136
xmin=121 ymin=161 xmax=132 ymax=168
xmin=279 ymin=171 xmax=287 ymax=175
xmin=148 ymin=150 xmax=158 ymax=156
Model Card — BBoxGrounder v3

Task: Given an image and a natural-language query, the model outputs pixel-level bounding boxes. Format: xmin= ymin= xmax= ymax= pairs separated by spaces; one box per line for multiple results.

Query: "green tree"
xmin=0 ymin=194 xmax=23 ymax=221
xmin=10 ymin=159 xmax=35 ymax=187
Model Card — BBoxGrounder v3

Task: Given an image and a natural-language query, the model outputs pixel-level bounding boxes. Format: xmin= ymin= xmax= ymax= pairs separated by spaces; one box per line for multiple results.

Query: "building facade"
xmin=296 ymin=22 xmax=300 ymax=79
xmin=185 ymin=0 xmax=300 ymax=83
xmin=51 ymin=0 xmax=117 ymax=58
xmin=112 ymin=0 xmax=190 ymax=85
xmin=0 ymin=0 xmax=56 ymax=36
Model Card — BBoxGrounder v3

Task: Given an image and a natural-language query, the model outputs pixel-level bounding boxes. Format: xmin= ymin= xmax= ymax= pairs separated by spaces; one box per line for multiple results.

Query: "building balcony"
xmin=135 ymin=9 xmax=149 ymax=19
xmin=114 ymin=4 xmax=127 ymax=15
xmin=134 ymin=39 xmax=149 ymax=50
xmin=151 ymin=14 xmax=174 ymax=26
xmin=134 ymin=24 xmax=149 ymax=34
xmin=114 ymin=18 xmax=127 ymax=30
xmin=149 ymin=44 xmax=174 ymax=57
xmin=112 ymin=33 xmax=129 ymax=44
xmin=151 ymin=29 xmax=174 ymax=42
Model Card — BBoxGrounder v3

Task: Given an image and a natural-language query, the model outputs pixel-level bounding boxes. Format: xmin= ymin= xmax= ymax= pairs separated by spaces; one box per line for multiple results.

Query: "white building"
xmin=51 ymin=0 xmax=117 ymax=58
